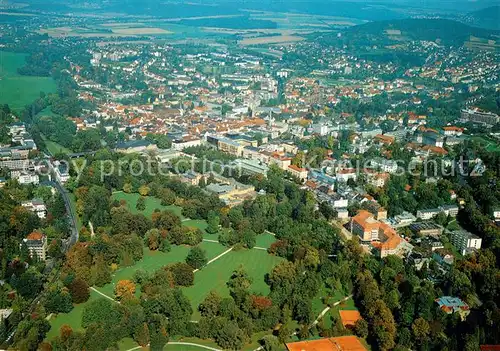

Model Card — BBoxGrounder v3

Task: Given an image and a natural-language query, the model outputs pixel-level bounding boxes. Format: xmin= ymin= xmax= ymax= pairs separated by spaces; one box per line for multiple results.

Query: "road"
xmin=41 ymin=179 xmax=79 ymax=247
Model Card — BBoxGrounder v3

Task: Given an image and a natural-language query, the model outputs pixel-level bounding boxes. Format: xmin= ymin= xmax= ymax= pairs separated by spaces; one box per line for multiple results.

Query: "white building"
xmin=14 ymin=171 xmax=39 ymax=185
xmin=450 ymin=230 xmax=482 ymax=255
xmin=21 ymin=199 xmax=47 ymax=219
xmin=171 ymin=137 xmax=202 ymax=150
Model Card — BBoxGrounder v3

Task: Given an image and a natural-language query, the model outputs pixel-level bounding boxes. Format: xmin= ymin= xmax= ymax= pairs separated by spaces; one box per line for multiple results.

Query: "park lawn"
xmin=255 ymin=232 xmax=277 ymax=249
xmin=46 ymin=289 xmax=100 ymax=340
xmin=41 ymin=134 xmax=72 ymax=155
xmin=0 ymin=51 xmax=56 ymax=111
xmin=97 ymin=241 xmax=227 ymax=297
xmin=111 ymin=192 xmax=183 ymax=219
xmin=117 ymin=337 xmax=140 ymax=350
xmin=184 ymin=249 xmax=283 ymax=320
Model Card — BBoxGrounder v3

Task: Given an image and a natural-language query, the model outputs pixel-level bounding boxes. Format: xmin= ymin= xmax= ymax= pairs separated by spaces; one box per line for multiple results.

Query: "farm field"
xmin=238 ymin=35 xmax=304 ymax=45
xmin=38 ymin=26 xmax=173 ymax=37
xmin=183 ymin=248 xmax=283 ymax=320
xmin=0 ymin=51 xmax=56 ymax=111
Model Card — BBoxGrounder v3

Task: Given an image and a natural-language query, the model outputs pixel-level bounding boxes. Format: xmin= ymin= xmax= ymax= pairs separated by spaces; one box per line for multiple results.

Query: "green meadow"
xmin=0 ymin=51 xmax=56 ymax=111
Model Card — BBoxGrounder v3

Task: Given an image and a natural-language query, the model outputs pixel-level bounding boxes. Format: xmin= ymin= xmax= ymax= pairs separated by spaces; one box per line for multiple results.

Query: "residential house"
xmin=435 ymin=296 xmax=470 ymax=320
xmin=22 ymin=232 xmax=47 ymax=261
xmin=287 ymin=164 xmax=308 ymax=182
xmin=21 ymin=199 xmax=47 ymax=219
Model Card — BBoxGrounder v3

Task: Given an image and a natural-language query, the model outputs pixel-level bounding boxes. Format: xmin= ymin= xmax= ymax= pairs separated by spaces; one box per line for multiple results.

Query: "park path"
xmin=251 ymin=294 xmax=353 ymax=351
xmin=125 ymin=341 xmax=221 ymax=351
xmin=193 ymin=246 xmax=233 ymax=273
xmin=90 ymin=287 xmax=120 ymax=303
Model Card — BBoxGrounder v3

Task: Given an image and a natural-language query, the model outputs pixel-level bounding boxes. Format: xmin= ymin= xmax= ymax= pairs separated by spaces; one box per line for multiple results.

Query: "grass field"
xmin=255 ymin=232 xmax=277 ymax=249
xmin=238 ymin=35 xmax=304 ymax=45
xmin=0 ymin=51 xmax=56 ymax=111
xmin=97 ymin=242 xmax=228 ymax=297
xmin=184 ymin=248 xmax=283 ymax=320
xmin=41 ymin=133 xmax=72 ymax=155
xmin=46 ymin=289 xmax=101 ymax=340
xmin=111 ymin=192 xmax=183 ymax=219
xmin=470 ymin=135 xmax=500 ymax=152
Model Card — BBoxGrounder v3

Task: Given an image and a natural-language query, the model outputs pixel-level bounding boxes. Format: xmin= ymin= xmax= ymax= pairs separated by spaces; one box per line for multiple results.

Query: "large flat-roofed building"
xmin=460 ymin=108 xmax=500 ymax=127
xmin=450 ymin=229 xmax=482 ymax=255
xmin=410 ymin=221 xmax=444 ymax=237
xmin=352 ymin=210 xmax=412 ymax=258
xmin=286 ymin=336 xmax=367 ymax=351
xmin=171 ymin=136 xmax=202 ymax=150
xmin=216 ymin=137 xmax=243 ymax=157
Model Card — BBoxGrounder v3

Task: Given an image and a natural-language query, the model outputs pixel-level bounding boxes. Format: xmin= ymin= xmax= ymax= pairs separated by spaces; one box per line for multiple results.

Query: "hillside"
xmin=344 ymin=19 xmax=498 ymax=46
xmin=467 ymin=6 xmax=500 ymax=30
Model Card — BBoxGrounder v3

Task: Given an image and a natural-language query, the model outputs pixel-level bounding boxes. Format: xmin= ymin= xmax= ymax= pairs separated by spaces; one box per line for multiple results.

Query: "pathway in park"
xmin=251 ymin=294 xmax=353 ymax=351
xmin=193 ymin=246 xmax=233 ymax=273
xmin=90 ymin=287 xmax=120 ymax=304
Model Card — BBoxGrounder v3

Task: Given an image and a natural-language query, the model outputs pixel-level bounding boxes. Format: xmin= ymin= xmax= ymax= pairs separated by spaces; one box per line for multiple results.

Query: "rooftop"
xmin=286 ymin=336 xmax=367 ymax=351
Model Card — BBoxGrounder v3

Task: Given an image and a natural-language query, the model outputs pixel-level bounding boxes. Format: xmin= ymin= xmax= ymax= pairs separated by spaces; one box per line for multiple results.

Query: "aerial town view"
xmin=0 ymin=0 xmax=498 ymax=350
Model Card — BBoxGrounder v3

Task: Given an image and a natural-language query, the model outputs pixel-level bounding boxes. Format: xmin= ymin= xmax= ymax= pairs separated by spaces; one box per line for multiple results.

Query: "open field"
xmin=38 ymin=25 xmax=173 ymax=38
xmin=97 ymin=241 xmax=228 ymax=297
xmin=111 ymin=192 xmax=183 ymax=219
xmin=470 ymin=135 xmax=500 ymax=152
xmin=0 ymin=51 xmax=56 ymax=111
xmin=238 ymin=35 xmax=305 ymax=45
xmin=184 ymin=248 xmax=283 ymax=320
xmin=111 ymin=27 xmax=172 ymax=35
xmin=46 ymin=289 xmax=101 ymax=339
xmin=255 ymin=231 xmax=277 ymax=249
xmin=40 ymin=133 xmax=72 ymax=155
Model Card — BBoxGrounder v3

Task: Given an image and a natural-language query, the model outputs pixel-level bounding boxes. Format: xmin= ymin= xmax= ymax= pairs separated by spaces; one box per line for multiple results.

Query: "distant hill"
xmin=467 ymin=6 xmax=500 ymax=30
xmin=341 ymin=18 xmax=499 ymax=46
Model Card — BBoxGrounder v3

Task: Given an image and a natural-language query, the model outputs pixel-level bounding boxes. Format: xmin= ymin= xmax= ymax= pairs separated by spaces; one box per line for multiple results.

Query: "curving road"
xmin=41 ymin=179 xmax=79 ymax=248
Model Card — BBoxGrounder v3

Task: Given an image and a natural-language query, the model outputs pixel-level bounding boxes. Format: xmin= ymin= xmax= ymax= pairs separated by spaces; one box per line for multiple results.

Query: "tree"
xmin=215 ymin=319 xmax=246 ymax=350
xmin=123 ymin=183 xmax=133 ymax=193
xmin=186 ymin=246 xmax=208 ymax=269
xmin=45 ymin=288 xmax=73 ymax=313
xmin=134 ymin=322 xmax=150 ymax=347
xmin=167 ymin=263 xmax=194 ymax=286
xmin=138 ymin=185 xmax=150 ymax=196
xmin=354 ymin=319 xmax=368 ymax=338
xmin=199 ymin=290 xmax=222 ymax=318
xmin=115 ymin=280 xmax=136 ymax=300
xmin=92 ymin=255 xmax=112 ymax=287
xmin=206 ymin=212 xmax=220 ymax=234
xmin=136 ymin=196 xmax=146 ymax=211
xmin=145 ymin=228 xmax=160 ymax=250
xmin=261 ymin=335 xmax=280 ymax=351
xmin=68 ymin=278 xmax=90 ymax=303
xmin=82 ymin=298 xmax=121 ymax=328
xmin=411 ymin=317 xmax=430 ymax=344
